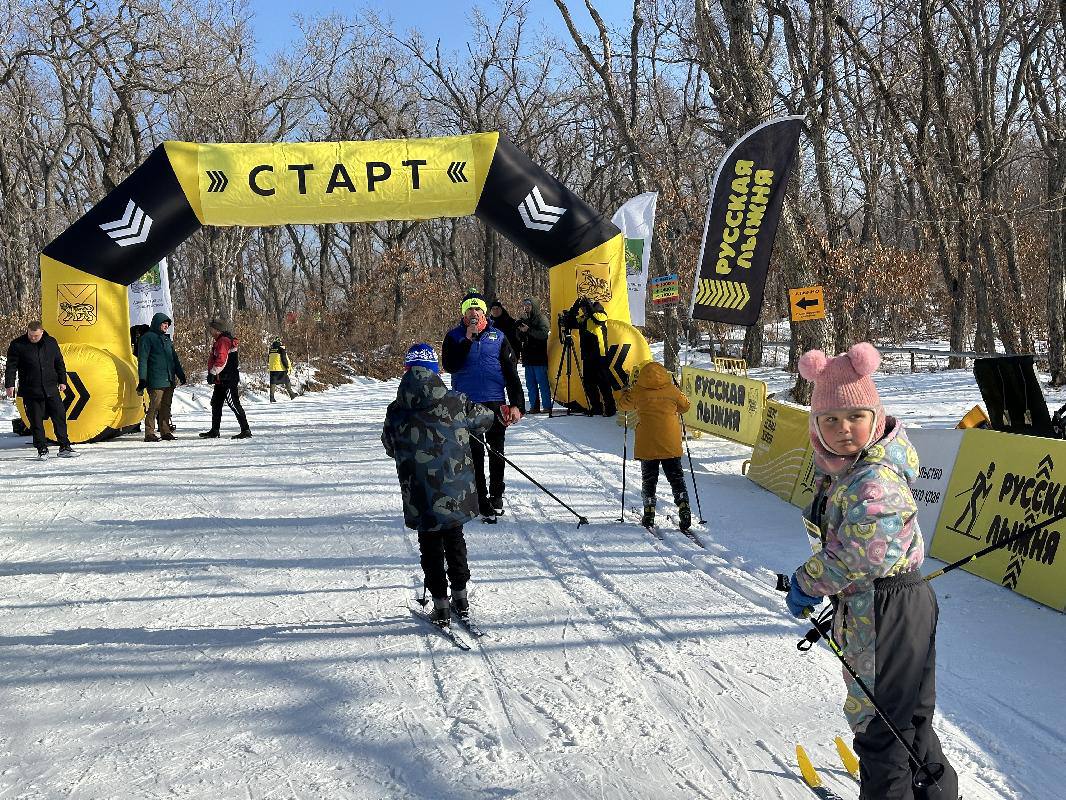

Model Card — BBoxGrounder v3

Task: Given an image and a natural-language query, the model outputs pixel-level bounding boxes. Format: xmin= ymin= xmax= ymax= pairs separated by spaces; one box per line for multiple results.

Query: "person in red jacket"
xmin=199 ymin=318 xmax=252 ymax=440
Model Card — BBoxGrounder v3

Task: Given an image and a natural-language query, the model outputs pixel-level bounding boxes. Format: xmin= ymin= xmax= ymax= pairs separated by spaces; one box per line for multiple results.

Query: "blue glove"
xmin=786 ymin=579 xmax=822 ymax=618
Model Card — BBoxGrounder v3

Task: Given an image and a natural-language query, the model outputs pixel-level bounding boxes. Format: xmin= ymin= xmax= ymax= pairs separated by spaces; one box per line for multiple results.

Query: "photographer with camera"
xmin=442 ymin=291 xmax=525 ymax=522
xmin=569 ymin=296 xmax=616 ymax=417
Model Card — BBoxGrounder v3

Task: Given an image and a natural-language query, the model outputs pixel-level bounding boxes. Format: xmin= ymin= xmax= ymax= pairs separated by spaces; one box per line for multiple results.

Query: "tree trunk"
xmin=1048 ymin=147 xmax=1066 ymax=384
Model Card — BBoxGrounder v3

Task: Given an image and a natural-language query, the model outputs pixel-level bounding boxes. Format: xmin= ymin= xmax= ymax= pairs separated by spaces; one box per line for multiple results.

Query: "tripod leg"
xmin=549 ymin=342 xmax=568 ymax=419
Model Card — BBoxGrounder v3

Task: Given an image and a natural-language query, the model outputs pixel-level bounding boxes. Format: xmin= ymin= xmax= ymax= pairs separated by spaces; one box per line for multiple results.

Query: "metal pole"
xmin=678 ymin=414 xmax=706 ymax=523
xmin=620 ymin=413 xmax=629 ymax=523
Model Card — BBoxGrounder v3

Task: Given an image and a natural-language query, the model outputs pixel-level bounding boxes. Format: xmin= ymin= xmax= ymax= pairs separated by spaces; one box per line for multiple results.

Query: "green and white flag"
xmin=127 ymin=258 xmax=174 ymax=332
xmin=611 ymin=192 xmax=658 ymax=327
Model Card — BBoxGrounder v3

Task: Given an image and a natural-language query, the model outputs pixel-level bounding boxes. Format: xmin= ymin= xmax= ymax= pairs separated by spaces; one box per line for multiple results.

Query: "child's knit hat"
xmin=798 ymin=342 xmax=882 ymax=415
xmin=799 ymin=342 xmax=886 ymax=466
xmin=404 ymin=343 xmax=439 ymax=373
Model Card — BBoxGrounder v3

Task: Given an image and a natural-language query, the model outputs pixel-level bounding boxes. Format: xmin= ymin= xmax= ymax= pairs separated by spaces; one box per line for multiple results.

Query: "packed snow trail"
xmin=0 ymin=375 xmax=1062 ymax=798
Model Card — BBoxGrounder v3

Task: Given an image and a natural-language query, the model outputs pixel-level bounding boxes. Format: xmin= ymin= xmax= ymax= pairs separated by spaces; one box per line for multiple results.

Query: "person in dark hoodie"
xmin=199 ymin=318 xmax=252 ymax=440
xmin=516 ymin=297 xmax=552 ymax=413
xmin=382 ymin=343 xmax=495 ymax=626
xmin=136 ymin=312 xmax=186 ymax=442
xmin=488 ymin=300 xmax=521 ymax=360
xmin=4 ymin=321 xmax=77 ymax=458
xmin=441 ymin=290 xmax=525 ymax=521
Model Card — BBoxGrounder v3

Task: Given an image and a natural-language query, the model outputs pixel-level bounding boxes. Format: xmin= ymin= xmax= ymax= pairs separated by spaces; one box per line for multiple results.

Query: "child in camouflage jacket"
xmin=382 ymin=344 xmax=495 ymax=626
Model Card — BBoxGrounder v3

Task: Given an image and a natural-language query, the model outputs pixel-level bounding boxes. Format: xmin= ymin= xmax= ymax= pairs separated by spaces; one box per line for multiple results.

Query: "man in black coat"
xmin=4 ymin=321 xmax=77 ymax=457
xmin=488 ymin=301 xmax=522 ymax=359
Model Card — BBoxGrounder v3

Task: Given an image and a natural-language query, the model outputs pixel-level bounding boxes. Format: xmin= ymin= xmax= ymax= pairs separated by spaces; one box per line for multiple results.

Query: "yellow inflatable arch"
xmin=36 ymin=133 xmax=646 ymax=442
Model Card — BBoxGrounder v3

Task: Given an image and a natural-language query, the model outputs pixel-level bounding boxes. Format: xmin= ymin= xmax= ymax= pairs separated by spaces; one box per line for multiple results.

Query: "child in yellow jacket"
xmin=617 ymin=361 xmax=692 ymax=530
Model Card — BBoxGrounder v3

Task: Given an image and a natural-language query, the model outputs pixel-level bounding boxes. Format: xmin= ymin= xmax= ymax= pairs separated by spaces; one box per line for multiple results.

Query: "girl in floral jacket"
xmin=784 ymin=343 xmax=958 ymax=800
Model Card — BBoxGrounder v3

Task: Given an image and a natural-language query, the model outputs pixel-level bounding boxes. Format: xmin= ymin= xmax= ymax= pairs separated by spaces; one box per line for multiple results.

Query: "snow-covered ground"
xmin=1 ymin=362 xmax=1063 ymax=799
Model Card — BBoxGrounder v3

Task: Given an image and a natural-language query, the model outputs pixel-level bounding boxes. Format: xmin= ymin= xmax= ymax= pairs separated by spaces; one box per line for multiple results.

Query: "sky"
xmin=245 ymin=0 xmax=632 ymax=60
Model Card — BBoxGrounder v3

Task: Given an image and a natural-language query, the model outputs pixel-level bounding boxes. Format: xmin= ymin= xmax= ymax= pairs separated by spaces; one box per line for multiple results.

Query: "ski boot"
xmin=641 ymin=503 xmax=655 ymax=529
xmin=429 ymin=597 xmax=451 ymax=626
xmin=678 ymin=500 xmax=691 ymax=532
xmin=450 ymin=589 xmax=469 ymax=620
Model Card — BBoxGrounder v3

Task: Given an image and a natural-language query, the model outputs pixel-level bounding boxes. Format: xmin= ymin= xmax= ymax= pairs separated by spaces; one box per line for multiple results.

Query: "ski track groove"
xmin=395 ymin=526 xmax=565 ymax=798
xmin=509 ymin=486 xmax=749 ymax=799
xmin=528 ymin=422 xmax=789 ymax=620
xmin=517 ymin=421 xmax=816 ymax=796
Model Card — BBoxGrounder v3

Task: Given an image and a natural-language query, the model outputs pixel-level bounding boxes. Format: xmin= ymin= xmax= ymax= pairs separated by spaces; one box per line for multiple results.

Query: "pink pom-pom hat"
xmin=799 ymin=342 xmax=883 ymax=416
xmin=800 ymin=343 xmax=886 ymax=464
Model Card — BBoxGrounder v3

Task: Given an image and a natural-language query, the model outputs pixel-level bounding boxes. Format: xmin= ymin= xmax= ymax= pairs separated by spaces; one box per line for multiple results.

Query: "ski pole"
xmin=775 ymin=584 xmax=947 ymax=792
xmin=678 ymin=414 xmax=707 ymax=523
xmin=922 ymin=503 xmax=1066 ymax=581
xmin=620 ymin=412 xmax=629 ymax=523
xmin=471 ymin=434 xmax=590 ymax=527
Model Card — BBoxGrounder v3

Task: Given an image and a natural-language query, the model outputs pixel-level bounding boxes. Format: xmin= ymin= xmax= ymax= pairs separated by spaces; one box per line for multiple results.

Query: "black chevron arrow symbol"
xmin=796 ymin=297 xmax=820 ymax=309
xmin=447 ymin=161 xmax=468 ymax=183
xmin=206 ymin=170 xmax=229 ymax=192
xmin=63 ymin=371 xmax=91 ymax=420
xmin=1037 ymin=455 xmax=1054 ymax=479
xmin=606 ymin=342 xmax=632 ymax=390
xmin=1002 ymin=555 xmax=1024 ymax=590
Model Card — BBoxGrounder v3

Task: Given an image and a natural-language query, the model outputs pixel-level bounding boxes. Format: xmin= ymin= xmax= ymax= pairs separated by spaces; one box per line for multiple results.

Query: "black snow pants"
xmin=640 ymin=457 xmax=688 ymax=509
xmin=855 ymin=572 xmax=958 ymax=800
xmin=418 ymin=525 xmax=470 ymax=600
xmin=25 ymin=394 xmax=70 ymax=449
xmin=469 ymin=415 xmax=506 ymax=510
xmin=210 ymin=383 xmax=250 ymax=433
xmin=579 ymin=347 xmax=616 ymax=416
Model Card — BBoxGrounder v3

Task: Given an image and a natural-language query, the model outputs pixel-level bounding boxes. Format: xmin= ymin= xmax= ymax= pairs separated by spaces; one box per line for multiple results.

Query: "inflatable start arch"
xmin=35 ymin=133 xmax=649 ymax=442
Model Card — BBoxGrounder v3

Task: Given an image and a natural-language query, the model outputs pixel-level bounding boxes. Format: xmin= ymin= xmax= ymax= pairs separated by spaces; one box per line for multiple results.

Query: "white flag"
xmin=128 ymin=259 xmax=174 ymax=332
xmin=611 ymin=192 xmax=658 ymax=327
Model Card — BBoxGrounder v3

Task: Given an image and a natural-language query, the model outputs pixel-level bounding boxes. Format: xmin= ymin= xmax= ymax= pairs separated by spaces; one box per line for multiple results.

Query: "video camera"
xmin=558 ymin=297 xmax=593 ymax=343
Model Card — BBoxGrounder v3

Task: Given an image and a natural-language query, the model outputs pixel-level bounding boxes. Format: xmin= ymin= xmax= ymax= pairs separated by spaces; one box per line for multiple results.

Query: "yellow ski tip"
xmin=834 ymin=736 xmax=861 ymax=780
xmin=796 ymin=744 xmax=823 ymax=787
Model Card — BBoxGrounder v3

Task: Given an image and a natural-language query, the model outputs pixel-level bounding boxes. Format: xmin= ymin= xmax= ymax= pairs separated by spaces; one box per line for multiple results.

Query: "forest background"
xmin=1 ymin=0 xmax=1064 ymax=398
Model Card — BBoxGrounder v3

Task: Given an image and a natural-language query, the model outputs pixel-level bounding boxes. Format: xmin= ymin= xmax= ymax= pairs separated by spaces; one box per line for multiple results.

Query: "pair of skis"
xmin=409 ymin=602 xmax=487 ymax=651
xmin=795 ymin=737 xmax=860 ymax=799
xmin=640 ymin=517 xmax=705 ymax=548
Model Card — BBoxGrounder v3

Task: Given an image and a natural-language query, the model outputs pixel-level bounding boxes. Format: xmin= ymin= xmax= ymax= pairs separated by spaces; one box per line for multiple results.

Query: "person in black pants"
xmin=442 ymin=292 xmax=526 ymax=521
xmin=5 ymin=321 xmax=77 ymax=458
xmin=570 ymin=296 xmax=616 ymax=417
xmin=199 ymin=318 xmax=252 ymax=440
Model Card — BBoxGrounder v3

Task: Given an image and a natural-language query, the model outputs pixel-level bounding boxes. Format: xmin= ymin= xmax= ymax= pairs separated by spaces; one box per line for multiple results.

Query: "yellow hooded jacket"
xmin=616 ymin=362 xmax=691 ymax=460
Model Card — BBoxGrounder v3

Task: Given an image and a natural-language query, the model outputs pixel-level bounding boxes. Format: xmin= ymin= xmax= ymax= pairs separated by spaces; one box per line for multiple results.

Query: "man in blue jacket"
xmin=442 ymin=291 xmax=525 ymax=522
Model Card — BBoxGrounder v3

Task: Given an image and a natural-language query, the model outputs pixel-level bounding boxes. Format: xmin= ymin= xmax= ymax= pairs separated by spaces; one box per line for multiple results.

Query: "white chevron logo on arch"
xmin=518 ymin=185 xmax=566 ymax=232
xmin=99 ymin=199 xmax=153 ymax=247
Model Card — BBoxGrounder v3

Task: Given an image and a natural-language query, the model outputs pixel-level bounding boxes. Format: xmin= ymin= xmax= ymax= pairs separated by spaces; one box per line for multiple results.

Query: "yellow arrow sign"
xmin=694 ymin=279 xmax=750 ymax=310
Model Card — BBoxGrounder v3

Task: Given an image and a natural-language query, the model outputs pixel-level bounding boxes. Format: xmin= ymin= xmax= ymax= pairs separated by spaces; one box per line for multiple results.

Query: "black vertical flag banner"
xmin=689 ymin=116 xmax=803 ymax=325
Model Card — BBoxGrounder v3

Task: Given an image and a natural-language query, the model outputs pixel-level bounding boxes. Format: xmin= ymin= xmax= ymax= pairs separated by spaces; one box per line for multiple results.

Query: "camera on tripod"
xmin=559 ymin=296 xmax=593 ymax=340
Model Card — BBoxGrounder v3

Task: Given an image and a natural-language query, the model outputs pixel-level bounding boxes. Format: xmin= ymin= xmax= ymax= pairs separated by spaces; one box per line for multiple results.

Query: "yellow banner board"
xmin=746 ymin=398 xmax=812 ymax=501
xmin=184 ymin=135 xmax=494 ymax=227
xmin=680 ymin=367 xmax=766 ymax=446
xmin=931 ymin=428 xmax=1066 ymax=610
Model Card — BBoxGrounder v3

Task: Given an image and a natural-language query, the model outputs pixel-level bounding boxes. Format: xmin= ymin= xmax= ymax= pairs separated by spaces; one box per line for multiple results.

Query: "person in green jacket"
xmin=137 ymin=312 xmax=186 ymax=441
